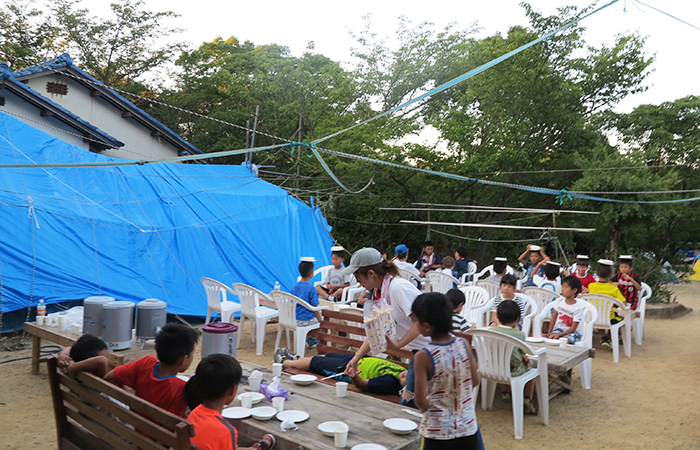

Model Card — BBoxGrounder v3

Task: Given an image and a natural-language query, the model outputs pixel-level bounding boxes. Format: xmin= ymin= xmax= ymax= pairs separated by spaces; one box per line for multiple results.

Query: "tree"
xmin=0 ymin=0 xmax=61 ymax=69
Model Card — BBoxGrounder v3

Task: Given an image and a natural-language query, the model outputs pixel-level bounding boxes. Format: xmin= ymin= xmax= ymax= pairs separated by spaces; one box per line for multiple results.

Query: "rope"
xmin=429 ymin=227 xmax=552 ymax=243
xmin=632 ymin=0 xmax=700 ymax=32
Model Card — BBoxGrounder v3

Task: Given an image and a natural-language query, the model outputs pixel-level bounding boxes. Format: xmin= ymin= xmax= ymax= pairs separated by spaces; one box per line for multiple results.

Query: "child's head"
xmin=423 ymin=241 xmax=435 ymax=256
xmin=411 ymin=292 xmax=453 ymax=339
xmin=155 ymin=324 xmax=199 ymax=370
xmin=618 ymin=255 xmax=633 ymax=274
xmin=442 ymin=256 xmax=455 ymax=269
xmin=70 ymin=334 xmax=108 ymax=362
xmin=500 ymin=274 xmax=517 ymax=296
xmin=194 ymin=354 xmax=242 ymax=404
xmin=445 ymin=288 xmax=466 ymax=313
xmin=576 ymin=255 xmax=590 ymax=276
xmin=184 ymin=375 xmax=202 ymax=411
xmin=331 ymin=251 xmax=345 ymax=269
xmin=561 ymin=275 xmax=583 ymax=298
xmin=493 ymin=257 xmax=507 ymax=275
xmin=496 ymin=300 xmax=521 ymax=327
xmin=394 ymin=244 xmax=409 ymax=261
xmin=596 ymin=259 xmax=614 ymax=280
xmin=528 ymin=244 xmax=543 ymax=264
xmin=298 ymin=260 xmax=315 ymax=279
xmin=544 ymin=261 xmax=561 ymax=281
xmin=455 ymin=247 xmax=467 ymax=259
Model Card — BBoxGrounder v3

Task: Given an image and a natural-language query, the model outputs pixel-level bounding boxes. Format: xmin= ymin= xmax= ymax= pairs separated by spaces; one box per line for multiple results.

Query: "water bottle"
xmin=37 ymin=299 xmax=46 ymax=316
xmin=274 ymin=281 xmax=281 ymax=291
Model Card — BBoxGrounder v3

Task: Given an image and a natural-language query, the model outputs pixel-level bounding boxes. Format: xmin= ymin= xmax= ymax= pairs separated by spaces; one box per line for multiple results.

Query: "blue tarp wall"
xmin=0 ymin=112 xmax=333 ymax=326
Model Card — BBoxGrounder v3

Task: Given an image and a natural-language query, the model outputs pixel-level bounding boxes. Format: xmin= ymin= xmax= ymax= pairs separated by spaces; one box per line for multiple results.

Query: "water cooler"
xmin=135 ymin=298 xmax=167 ymax=347
xmin=82 ymin=296 xmax=115 ymax=337
xmin=102 ymin=300 xmax=135 ymax=350
xmin=201 ymin=322 xmax=239 ymax=359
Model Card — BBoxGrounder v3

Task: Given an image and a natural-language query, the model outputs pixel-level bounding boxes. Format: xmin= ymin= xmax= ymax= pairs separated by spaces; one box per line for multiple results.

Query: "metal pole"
xmin=249 ymin=105 xmax=259 ymax=164
xmin=296 ymin=115 xmax=302 ymax=189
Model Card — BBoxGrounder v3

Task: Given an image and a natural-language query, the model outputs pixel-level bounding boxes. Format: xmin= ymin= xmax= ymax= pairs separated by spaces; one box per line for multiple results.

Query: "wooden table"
xmin=24 ymin=321 xmax=155 ymax=375
xmin=231 ymin=361 xmax=421 ymax=450
xmin=527 ymin=342 xmax=595 ymax=398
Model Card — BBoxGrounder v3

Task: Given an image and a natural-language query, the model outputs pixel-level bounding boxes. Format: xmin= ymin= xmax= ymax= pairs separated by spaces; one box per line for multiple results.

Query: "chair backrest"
xmin=522 ymin=286 xmax=558 ymax=315
xmin=298 ymin=264 xmax=334 ymax=283
xmin=231 ymin=283 xmax=269 ymax=317
xmin=461 ymin=261 xmax=478 ymax=283
xmin=458 ymin=286 xmax=490 ymax=326
xmin=518 ymin=293 xmax=539 ymax=336
xmin=475 ymin=280 xmax=500 ymax=300
xmin=399 ymin=269 xmax=420 ymax=281
xmin=578 ymin=300 xmax=599 ymax=347
xmin=201 ymin=277 xmax=233 ymax=310
xmin=474 ymin=264 xmax=493 ymax=281
xmin=578 ymin=293 xmax=627 ymax=329
xmin=467 ymin=328 xmax=536 ymax=383
xmin=268 ymin=290 xmax=300 ymax=328
xmin=425 ymin=271 xmax=460 ymax=294
xmin=638 ymin=282 xmax=652 ymax=315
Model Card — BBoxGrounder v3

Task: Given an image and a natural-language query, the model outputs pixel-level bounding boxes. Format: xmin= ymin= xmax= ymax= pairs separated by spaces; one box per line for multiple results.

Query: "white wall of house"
xmin=23 ymin=74 xmax=182 ymax=161
xmin=0 ymin=89 xmax=91 ymax=150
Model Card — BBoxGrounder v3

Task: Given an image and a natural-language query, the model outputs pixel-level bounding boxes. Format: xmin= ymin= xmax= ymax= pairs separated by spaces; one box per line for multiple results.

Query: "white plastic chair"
xmin=458 ymin=286 xmax=492 ymax=328
xmin=425 ymin=271 xmax=464 ymax=294
xmin=459 ymin=261 xmax=478 ymax=284
xmin=398 ymin=269 xmax=428 ymax=292
xmin=534 ymin=300 xmax=598 ymax=389
xmin=579 ymin=293 xmax=632 ymax=363
xmin=634 ymin=282 xmax=652 ymax=345
xmin=200 ymin=277 xmax=241 ymax=325
xmin=268 ymin=290 xmax=329 ymax=358
xmin=518 ymin=294 xmax=539 ymax=337
xmin=296 ymin=264 xmax=334 ymax=287
xmin=475 ymin=280 xmax=500 ymax=300
xmin=231 ymin=283 xmax=279 ymax=356
xmin=474 ymin=264 xmax=515 ymax=281
xmin=523 ymin=287 xmax=558 ymax=332
xmin=468 ymin=329 xmax=549 ymax=439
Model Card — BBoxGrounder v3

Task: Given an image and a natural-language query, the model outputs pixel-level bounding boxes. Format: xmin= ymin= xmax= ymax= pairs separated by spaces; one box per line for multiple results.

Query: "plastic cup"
xmin=249 ymin=376 xmax=262 ymax=392
xmin=71 ymin=323 xmax=82 ymax=335
xmin=333 ymin=423 xmax=349 ymax=448
xmin=559 ymin=337 xmax=568 ymax=348
xmin=36 ymin=316 xmax=45 ymax=326
xmin=58 ymin=316 xmax=68 ymax=332
xmin=240 ymin=392 xmax=254 ymax=409
xmin=336 ymin=381 xmax=348 ymax=398
xmin=272 ymin=362 xmax=283 ymax=377
xmin=272 ymin=396 xmax=285 ymax=412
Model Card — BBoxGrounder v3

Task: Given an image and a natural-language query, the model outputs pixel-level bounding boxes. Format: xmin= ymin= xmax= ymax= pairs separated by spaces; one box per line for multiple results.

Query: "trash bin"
xmin=201 ymin=322 xmax=239 ymax=359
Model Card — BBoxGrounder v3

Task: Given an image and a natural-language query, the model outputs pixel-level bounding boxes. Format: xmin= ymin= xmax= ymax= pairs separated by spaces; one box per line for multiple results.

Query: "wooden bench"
xmin=47 ymin=355 xmax=196 ymax=450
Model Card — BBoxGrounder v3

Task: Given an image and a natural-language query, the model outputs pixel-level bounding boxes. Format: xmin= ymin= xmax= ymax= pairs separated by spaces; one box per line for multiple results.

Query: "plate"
xmin=251 ymin=406 xmax=277 ymax=420
xmin=351 ymin=445 xmax=388 ymax=450
xmin=318 ymin=421 xmax=349 ymax=437
xmin=525 ymin=337 xmax=544 ymax=343
xmin=276 ymin=410 xmax=310 ymax=422
xmin=222 ymin=407 xmax=252 ymax=420
xmin=237 ymin=392 xmax=265 ymax=405
xmin=544 ymin=338 xmax=560 ymax=346
xmin=290 ymin=374 xmax=317 ymax=385
xmin=382 ymin=418 xmax=417 ymax=435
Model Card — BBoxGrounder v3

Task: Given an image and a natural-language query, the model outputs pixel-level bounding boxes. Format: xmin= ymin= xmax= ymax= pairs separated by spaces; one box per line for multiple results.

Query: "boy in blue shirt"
xmin=291 ymin=258 xmax=322 ymax=348
xmin=518 ymin=244 xmax=547 ymax=287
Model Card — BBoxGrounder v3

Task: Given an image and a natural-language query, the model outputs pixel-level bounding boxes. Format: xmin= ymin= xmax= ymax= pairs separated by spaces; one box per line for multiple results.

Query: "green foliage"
xmin=0 ymin=0 xmax=61 ymax=68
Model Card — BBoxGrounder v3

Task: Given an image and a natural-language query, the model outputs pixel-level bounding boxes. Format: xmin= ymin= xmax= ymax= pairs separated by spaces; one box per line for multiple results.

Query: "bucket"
xmin=83 ymin=296 xmax=114 ymax=337
xmin=201 ymin=322 xmax=239 ymax=359
xmin=102 ymin=301 xmax=135 ymax=350
xmin=135 ymin=298 xmax=167 ymax=340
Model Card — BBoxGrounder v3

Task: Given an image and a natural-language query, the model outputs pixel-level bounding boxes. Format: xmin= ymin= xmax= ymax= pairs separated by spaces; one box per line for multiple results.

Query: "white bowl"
xmin=251 ymin=406 xmax=277 ymax=420
xmin=382 ymin=418 xmax=417 ymax=435
xmin=318 ymin=421 xmax=349 ymax=437
xmin=237 ymin=392 xmax=265 ymax=405
xmin=290 ymin=374 xmax=317 ymax=385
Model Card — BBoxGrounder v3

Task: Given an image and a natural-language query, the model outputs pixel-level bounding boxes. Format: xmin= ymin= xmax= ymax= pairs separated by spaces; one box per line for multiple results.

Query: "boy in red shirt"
xmin=189 ymin=354 xmax=275 ymax=450
xmin=573 ymin=255 xmax=596 ymax=293
xmin=612 ymin=255 xmax=643 ymax=310
xmin=105 ymin=323 xmax=198 ymax=417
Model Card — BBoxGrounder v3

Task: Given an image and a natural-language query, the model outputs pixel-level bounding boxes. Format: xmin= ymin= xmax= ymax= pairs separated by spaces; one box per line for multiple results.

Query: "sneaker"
xmin=523 ymin=397 xmax=538 ymax=415
xmin=281 ymin=348 xmax=298 ymax=360
xmin=273 ymin=348 xmax=289 ymax=363
xmin=328 ymin=295 xmax=336 ymax=302
xmin=306 ymin=337 xmax=319 ymax=349
xmin=501 ymin=391 xmax=512 ymax=403
xmin=601 ymin=337 xmax=612 ymax=349
xmin=253 ymin=434 xmax=276 ymax=450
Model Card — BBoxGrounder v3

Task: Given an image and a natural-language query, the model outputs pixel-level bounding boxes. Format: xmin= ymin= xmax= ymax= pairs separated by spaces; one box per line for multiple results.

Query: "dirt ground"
xmin=1 ymin=283 xmax=699 ymax=449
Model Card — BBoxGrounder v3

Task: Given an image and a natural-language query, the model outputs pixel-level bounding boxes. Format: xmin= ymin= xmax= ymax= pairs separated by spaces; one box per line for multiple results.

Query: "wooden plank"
xmin=65 ymin=406 xmax=139 ymax=450
xmin=317 ymin=332 xmax=365 ymax=349
xmin=47 ymin=357 xmax=70 ymax=445
xmin=63 ymin=423 xmax=117 ymax=450
xmin=319 ymin=321 xmax=366 ymax=336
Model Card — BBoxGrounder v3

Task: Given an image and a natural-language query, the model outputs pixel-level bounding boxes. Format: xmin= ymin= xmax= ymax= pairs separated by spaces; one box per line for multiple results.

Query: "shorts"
xmin=319 ymin=286 xmax=330 ymax=294
xmin=297 ymin=318 xmax=319 ymax=327
xmin=420 ymin=428 xmax=483 ymax=450
xmin=551 ymin=328 xmax=582 ymax=344
xmin=309 ymin=353 xmax=353 ymax=375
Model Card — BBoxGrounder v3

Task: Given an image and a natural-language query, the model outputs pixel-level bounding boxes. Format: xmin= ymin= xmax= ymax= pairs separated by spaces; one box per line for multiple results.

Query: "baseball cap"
xmin=343 ymin=247 xmax=383 ymax=275
xmin=395 ymin=244 xmax=409 ymax=255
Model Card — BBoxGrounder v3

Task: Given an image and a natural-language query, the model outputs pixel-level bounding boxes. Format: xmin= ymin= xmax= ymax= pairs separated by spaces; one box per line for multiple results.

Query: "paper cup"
xmin=335 ymin=381 xmax=348 ymax=398
xmin=36 ymin=316 xmax=45 ymax=326
xmin=58 ymin=316 xmax=68 ymax=332
xmin=249 ymin=376 xmax=262 ymax=392
xmin=71 ymin=323 xmax=82 ymax=335
xmin=240 ymin=392 xmax=254 ymax=409
xmin=333 ymin=423 xmax=349 ymax=448
xmin=559 ymin=337 xmax=568 ymax=348
xmin=272 ymin=396 xmax=285 ymax=412
xmin=272 ymin=363 xmax=283 ymax=377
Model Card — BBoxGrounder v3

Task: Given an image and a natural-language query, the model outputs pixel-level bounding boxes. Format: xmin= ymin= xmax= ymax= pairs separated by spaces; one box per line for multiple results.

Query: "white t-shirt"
xmin=552 ymin=297 xmax=586 ymax=333
xmin=363 ymin=277 xmax=430 ymax=351
xmin=323 ymin=267 xmax=349 ymax=287
xmin=534 ymin=275 xmax=561 ymax=295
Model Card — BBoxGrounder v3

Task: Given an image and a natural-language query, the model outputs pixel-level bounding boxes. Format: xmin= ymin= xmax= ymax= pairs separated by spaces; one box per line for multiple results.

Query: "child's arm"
xmin=66 ymin=355 xmax=109 ymax=378
xmin=622 ymin=273 xmax=642 ymax=291
xmin=350 ymin=373 xmax=370 ymax=391
xmin=544 ymin=311 xmax=559 ymax=337
xmin=548 ymin=321 xmax=579 ymax=340
xmin=386 ymin=321 xmax=421 ymax=351
xmin=518 ymin=246 xmax=530 ymax=264
xmin=103 ymin=369 xmax=122 ymax=387
xmin=346 ymin=339 xmax=371 ymax=376
xmin=490 ymin=310 xmax=499 ymax=326
xmin=413 ymin=349 xmax=432 ymax=412
xmin=464 ymin=338 xmax=479 ymax=388
xmin=57 ymin=347 xmax=72 ymax=372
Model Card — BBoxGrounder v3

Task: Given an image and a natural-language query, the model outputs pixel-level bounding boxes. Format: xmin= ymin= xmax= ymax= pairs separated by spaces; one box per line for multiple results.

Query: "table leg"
xmin=31 ymin=335 xmax=41 ymax=375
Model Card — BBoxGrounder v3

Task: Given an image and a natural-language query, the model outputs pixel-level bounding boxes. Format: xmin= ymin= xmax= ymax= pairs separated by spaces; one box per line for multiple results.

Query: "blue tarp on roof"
xmin=0 ymin=112 xmax=333 ymax=319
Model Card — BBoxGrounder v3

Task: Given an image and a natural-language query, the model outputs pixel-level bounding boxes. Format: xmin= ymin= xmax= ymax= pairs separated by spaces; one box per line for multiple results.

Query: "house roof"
xmin=0 ymin=63 xmax=124 ymax=151
xmin=13 ymin=54 xmax=203 ymax=155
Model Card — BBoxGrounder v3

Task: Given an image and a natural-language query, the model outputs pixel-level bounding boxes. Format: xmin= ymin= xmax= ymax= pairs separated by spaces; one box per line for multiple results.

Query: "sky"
xmin=81 ymin=0 xmax=699 ymax=113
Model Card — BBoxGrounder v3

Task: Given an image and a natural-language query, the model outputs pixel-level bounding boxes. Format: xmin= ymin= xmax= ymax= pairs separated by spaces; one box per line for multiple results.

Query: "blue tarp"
xmin=0 ymin=112 xmax=333 ymax=319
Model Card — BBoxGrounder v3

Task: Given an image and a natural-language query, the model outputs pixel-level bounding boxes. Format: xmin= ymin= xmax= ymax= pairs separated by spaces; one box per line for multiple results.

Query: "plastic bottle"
xmin=274 ymin=281 xmax=281 ymax=291
xmin=37 ymin=299 xmax=46 ymax=316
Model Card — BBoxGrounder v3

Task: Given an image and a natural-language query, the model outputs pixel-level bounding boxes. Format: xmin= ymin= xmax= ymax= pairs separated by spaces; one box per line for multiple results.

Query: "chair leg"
xmin=536 ymin=375 xmax=549 ymax=426
xmin=237 ymin=316 xmax=247 ymax=350
xmin=205 ymin=308 xmax=213 ymax=325
xmin=274 ymin=325 xmax=283 ymax=351
xmin=579 ymin=359 xmax=592 ymax=390
xmin=611 ymin=327 xmax=620 ymax=363
xmin=633 ymin=318 xmax=643 ymax=345
xmin=483 ymin=379 xmax=497 ymax=411
xmin=511 ymin=383 xmax=525 ymax=439
xmin=255 ymin=318 xmax=267 ymax=356
xmin=285 ymin=329 xmax=291 ymax=350
xmin=623 ymin=322 xmax=632 ymax=357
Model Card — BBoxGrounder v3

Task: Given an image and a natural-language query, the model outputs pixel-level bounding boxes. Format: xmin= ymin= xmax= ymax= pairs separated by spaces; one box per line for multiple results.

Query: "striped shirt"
xmin=452 ymin=313 xmax=469 ymax=332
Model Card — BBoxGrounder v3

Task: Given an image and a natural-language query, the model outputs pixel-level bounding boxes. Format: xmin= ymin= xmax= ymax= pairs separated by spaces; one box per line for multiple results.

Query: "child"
xmin=184 ymin=375 xmax=201 ymax=416
xmin=612 ymin=255 xmax=643 ymax=310
xmin=518 ymin=244 xmax=547 ymax=287
xmin=414 ymin=241 xmax=443 ymax=273
xmin=490 ymin=300 xmax=537 ymax=414
xmin=544 ymin=275 xmax=586 ymax=343
xmin=274 ymin=349 xmax=408 ymax=396
xmin=485 ymin=257 xmax=508 ymax=284
xmin=441 ymin=257 xmax=459 ymax=289
xmin=573 ymin=255 xmax=596 ymax=293
xmin=57 ymin=334 xmax=109 ymax=377
xmin=454 ymin=247 xmax=475 ymax=281
xmin=104 ymin=323 xmax=198 ymax=417
xmin=412 ymin=293 xmax=482 ymax=448
xmin=491 ymin=274 xmax=527 ymax=329
xmin=189 ymin=354 xmax=275 ymax=450
xmin=533 ymin=261 xmax=562 ymax=294
xmin=392 ymin=244 xmax=423 ymax=278
xmin=317 ymin=246 xmax=351 ymax=301
xmin=446 ymin=288 xmax=470 ymax=332
xmin=291 ymin=257 xmax=322 ymax=348
xmin=588 ymin=259 xmax=627 ymax=349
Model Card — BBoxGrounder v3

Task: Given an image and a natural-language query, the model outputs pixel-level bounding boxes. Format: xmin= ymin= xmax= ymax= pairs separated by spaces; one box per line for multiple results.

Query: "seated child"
xmin=446 ymin=288 xmax=470 ymax=332
xmin=441 ymin=257 xmax=459 ymax=289
xmin=485 ymin=257 xmax=508 ymax=284
xmin=189 ymin=354 xmax=275 ymax=450
xmin=104 ymin=323 xmax=198 ymax=417
xmin=532 ymin=260 xmax=562 ymax=294
xmin=275 ymin=349 xmax=407 ymax=396
xmin=184 ymin=375 xmax=201 ymax=418
xmin=518 ymin=244 xmax=547 ymax=287
xmin=491 ymin=274 xmax=528 ymax=329
xmin=317 ymin=247 xmax=351 ymax=301
xmin=611 ymin=255 xmax=643 ymax=310
xmin=453 ymin=247 xmax=475 ymax=281
xmin=544 ymin=275 xmax=586 ymax=344
xmin=291 ymin=258 xmax=322 ymax=348
xmin=57 ymin=334 xmax=109 ymax=377
xmin=414 ymin=241 xmax=443 ymax=273
xmin=588 ymin=259 xmax=627 ymax=349
xmin=573 ymin=255 xmax=596 ymax=293
xmin=490 ymin=300 xmax=537 ymax=414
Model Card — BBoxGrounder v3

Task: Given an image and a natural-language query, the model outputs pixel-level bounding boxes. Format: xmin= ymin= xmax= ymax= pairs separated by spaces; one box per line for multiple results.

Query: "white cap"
xmin=619 ymin=255 xmax=633 ymax=260
xmin=331 ymin=246 xmax=345 ymax=252
xmin=546 ymin=261 xmax=561 ymax=266
xmin=529 ymin=245 xmax=541 ymax=251
xmin=576 ymin=254 xmax=589 ymax=260
xmin=300 ymin=256 xmax=316 ymax=262
xmin=494 ymin=257 xmax=507 ymax=261
xmin=597 ymin=259 xmax=614 ymax=266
